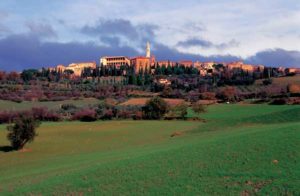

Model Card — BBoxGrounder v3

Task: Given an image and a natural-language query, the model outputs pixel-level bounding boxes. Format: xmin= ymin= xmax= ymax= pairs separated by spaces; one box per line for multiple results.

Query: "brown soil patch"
xmin=240 ymin=190 xmax=251 ymax=196
xmin=272 ymin=159 xmax=279 ymax=164
xmin=170 ymin=131 xmax=184 ymax=137
xmin=164 ymin=98 xmax=186 ymax=106
xmin=104 ymin=98 xmax=118 ymax=106
xmin=253 ymin=180 xmax=272 ymax=193
xmin=243 ymin=180 xmax=272 ymax=194
xmin=120 ymin=98 xmax=148 ymax=106
xmin=120 ymin=98 xmax=186 ymax=106
xmin=196 ymin=100 xmax=218 ymax=105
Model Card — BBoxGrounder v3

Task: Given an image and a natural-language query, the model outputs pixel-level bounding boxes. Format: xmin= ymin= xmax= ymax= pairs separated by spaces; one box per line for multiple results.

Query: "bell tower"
xmin=146 ymin=42 xmax=151 ymax=58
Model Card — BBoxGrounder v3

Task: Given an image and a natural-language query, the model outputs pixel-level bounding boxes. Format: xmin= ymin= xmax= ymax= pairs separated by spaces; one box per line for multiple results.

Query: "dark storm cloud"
xmin=0 ymin=34 xmax=241 ymax=71
xmin=153 ymin=43 xmax=300 ymax=67
xmin=137 ymin=23 xmax=159 ymax=41
xmin=25 ymin=22 xmax=57 ymax=38
xmin=0 ymin=33 xmax=299 ymax=71
xmin=153 ymin=43 xmax=241 ymax=62
xmin=245 ymin=48 xmax=300 ymax=67
xmin=100 ymin=36 xmax=120 ymax=47
xmin=0 ymin=34 xmax=138 ymax=71
xmin=177 ymin=38 xmax=239 ymax=49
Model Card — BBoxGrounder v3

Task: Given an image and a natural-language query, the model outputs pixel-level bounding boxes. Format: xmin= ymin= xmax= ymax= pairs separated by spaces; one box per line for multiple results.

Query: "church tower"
xmin=146 ymin=42 xmax=151 ymax=58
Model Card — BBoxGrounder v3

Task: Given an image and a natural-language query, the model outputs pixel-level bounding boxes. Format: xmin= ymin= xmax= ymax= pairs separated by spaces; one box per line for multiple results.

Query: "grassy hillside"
xmin=255 ymin=75 xmax=300 ymax=86
xmin=235 ymin=75 xmax=300 ymax=94
xmin=0 ymin=104 xmax=299 ymax=195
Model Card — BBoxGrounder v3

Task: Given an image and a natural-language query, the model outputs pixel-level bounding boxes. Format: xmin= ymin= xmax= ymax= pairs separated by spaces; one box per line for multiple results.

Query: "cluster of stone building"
xmin=50 ymin=62 xmax=97 ymax=76
xmin=48 ymin=42 xmax=300 ymax=77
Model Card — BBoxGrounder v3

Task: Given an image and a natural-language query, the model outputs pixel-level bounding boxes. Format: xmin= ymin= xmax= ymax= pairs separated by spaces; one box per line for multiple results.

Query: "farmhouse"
xmin=157 ymin=78 xmax=171 ymax=85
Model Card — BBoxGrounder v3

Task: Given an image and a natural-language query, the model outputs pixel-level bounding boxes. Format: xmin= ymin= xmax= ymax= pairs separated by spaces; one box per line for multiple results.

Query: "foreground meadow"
xmin=0 ymin=104 xmax=299 ymax=195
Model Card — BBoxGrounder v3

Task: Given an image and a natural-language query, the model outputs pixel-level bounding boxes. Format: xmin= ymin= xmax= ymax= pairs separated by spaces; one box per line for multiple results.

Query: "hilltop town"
xmin=46 ymin=42 xmax=300 ymax=79
xmin=0 ymin=42 xmax=299 ymax=107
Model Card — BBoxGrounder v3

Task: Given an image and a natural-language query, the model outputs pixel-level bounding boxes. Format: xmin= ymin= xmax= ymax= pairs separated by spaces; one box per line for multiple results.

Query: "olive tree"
xmin=192 ymin=102 xmax=207 ymax=114
xmin=7 ymin=115 xmax=40 ymax=150
xmin=142 ymin=97 xmax=169 ymax=119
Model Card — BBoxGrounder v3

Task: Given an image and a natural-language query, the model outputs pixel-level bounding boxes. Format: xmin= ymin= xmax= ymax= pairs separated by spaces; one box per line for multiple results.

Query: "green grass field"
xmin=0 ymin=104 xmax=299 ymax=195
xmin=0 ymin=98 xmax=101 ymax=111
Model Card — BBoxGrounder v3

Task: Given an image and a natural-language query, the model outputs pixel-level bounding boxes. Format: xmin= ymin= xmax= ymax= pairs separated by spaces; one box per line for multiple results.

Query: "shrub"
xmin=288 ymin=97 xmax=300 ymax=105
xmin=200 ymin=92 xmax=216 ymax=100
xmin=59 ymin=104 xmax=78 ymax=118
xmin=96 ymin=102 xmax=112 ymax=119
xmin=165 ymin=103 xmax=188 ymax=120
xmin=31 ymin=107 xmax=48 ymax=120
xmin=117 ymin=110 xmax=132 ymax=119
xmin=31 ymin=107 xmax=61 ymax=121
xmin=186 ymin=91 xmax=200 ymax=102
xmin=0 ymin=111 xmax=18 ymax=124
xmin=192 ymin=102 xmax=207 ymax=114
xmin=142 ymin=97 xmax=169 ymax=119
xmin=251 ymin=99 xmax=270 ymax=104
xmin=217 ymin=86 xmax=238 ymax=102
xmin=114 ymin=105 xmax=143 ymax=120
xmin=132 ymin=111 xmax=143 ymax=120
xmin=6 ymin=115 xmax=40 ymax=150
xmin=263 ymin=79 xmax=273 ymax=85
xmin=162 ymin=86 xmax=173 ymax=98
xmin=11 ymin=96 xmax=23 ymax=103
xmin=38 ymin=97 xmax=49 ymax=102
xmin=72 ymin=109 xmax=97 ymax=122
xmin=0 ymin=108 xmax=61 ymax=124
xmin=101 ymin=109 xmax=114 ymax=120
xmin=43 ymin=111 xmax=61 ymax=121
xmin=61 ymin=104 xmax=77 ymax=111
xmin=270 ymin=99 xmax=287 ymax=105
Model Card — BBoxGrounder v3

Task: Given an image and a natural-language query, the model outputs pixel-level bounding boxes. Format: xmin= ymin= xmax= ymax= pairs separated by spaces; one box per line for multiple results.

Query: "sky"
xmin=0 ymin=0 xmax=300 ymax=71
